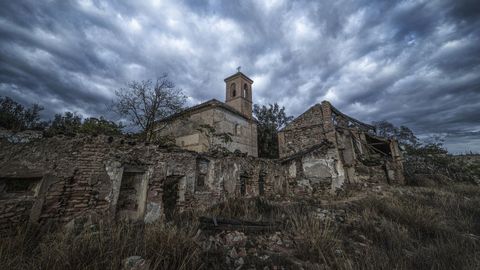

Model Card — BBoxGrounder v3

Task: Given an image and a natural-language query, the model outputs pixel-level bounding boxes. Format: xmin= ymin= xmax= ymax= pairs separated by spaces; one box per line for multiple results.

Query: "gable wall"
xmin=212 ymin=107 xmax=257 ymax=157
xmin=155 ymin=106 xmax=258 ymax=157
xmin=278 ymin=104 xmax=327 ymax=158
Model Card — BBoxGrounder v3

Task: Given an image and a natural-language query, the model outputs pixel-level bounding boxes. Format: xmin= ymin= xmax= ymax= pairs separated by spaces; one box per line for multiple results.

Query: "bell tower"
xmin=224 ymin=68 xmax=253 ymax=119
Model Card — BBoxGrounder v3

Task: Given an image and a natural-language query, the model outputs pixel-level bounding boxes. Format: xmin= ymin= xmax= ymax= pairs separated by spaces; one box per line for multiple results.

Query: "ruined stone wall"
xmin=278 ymin=104 xmax=327 ymax=158
xmin=0 ymin=198 xmax=35 ymax=234
xmin=0 ymin=135 xmax=281 ymax=232
xmin=282 ymin=145 xmax=346 ymax=196
xmin=278 ymin=100 xmax=405 ymax=191
xmin=0 ymin=136 xmax=191 ymax=226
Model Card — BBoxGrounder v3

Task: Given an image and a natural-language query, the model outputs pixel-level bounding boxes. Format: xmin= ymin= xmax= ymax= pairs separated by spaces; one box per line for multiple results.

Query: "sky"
xmin=0 ymin=0 xmax=479 ymax=153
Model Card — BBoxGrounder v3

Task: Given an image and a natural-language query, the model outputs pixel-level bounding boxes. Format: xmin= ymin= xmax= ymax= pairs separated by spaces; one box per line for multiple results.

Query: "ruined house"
xmin=278 ymin=101 xmax=404 ymax=195
xmin=155 ymin=71 xmax=258 ymax=157
xmin=0 ymin=72 xmax=405 ymax=233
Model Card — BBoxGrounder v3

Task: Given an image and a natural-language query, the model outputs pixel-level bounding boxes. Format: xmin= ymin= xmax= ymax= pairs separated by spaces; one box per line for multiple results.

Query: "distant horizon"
xmin=1 ymin=0 xmax=479 ymax=153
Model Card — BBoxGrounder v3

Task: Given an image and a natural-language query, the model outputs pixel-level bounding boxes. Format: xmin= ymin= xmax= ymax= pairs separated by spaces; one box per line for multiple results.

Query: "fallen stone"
xmin=224 ymin=231 xmax=247 ymax=247
xmin=122 ymin=256 xmax=150 ymax=270
xmin=234 ymin=257 xmax=244 ymax=268
xmin=229 ymin=247 xmax=238 ymax=259
xmin=237 ymin=247 xmax=247 ymax=257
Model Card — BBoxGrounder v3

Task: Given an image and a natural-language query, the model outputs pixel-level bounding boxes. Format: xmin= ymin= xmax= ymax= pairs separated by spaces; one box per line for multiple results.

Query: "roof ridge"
xmin=157 ymin=99 xmax=255 ymax=123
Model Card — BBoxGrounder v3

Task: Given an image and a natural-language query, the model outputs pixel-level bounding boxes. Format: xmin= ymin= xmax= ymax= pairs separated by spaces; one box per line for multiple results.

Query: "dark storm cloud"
xmin=0 ymin=0 xmax=479 ymax=153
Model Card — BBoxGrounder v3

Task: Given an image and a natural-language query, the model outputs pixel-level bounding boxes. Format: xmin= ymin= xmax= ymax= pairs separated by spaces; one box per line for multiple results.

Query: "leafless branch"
xmin=112 ymin=75 xmax=186 ymax=141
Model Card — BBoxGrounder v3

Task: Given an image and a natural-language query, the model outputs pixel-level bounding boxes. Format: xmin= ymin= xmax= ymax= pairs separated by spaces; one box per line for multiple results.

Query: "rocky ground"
xmin=1 ymin=182 xmax=479 ymax=270
xmin=186 ymin=182 xmax=479 ymax=270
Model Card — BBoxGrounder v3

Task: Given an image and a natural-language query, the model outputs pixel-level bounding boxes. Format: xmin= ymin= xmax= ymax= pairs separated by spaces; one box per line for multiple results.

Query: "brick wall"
xmin=0 ymin=135 xmax=284 ymax=231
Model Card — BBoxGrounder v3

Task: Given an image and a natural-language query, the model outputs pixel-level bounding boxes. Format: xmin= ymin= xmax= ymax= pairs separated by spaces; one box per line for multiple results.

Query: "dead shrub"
xmin=204 ymin=197 xmax=285 ymax=221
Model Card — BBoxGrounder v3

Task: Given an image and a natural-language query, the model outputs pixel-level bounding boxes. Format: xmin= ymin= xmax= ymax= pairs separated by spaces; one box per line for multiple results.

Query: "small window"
xmin=243 ymin=84 xmax=248 ymax=97
xmin=258 ymin=174 xmax=265 ymax=196
xmin=196 ymin=158 xmax=209 ymax=191
xmin=231 ymin=83 xmax=236 ymax=97
xmin=0 ymin=177 xmax=41 ymax=199
xmin=197 ymin=174 xmax=205 ymax=187
xmin=240 ymin=174 xmax=250 ymax=196
xmin=235 ymin=124 xmax=241 ymax=135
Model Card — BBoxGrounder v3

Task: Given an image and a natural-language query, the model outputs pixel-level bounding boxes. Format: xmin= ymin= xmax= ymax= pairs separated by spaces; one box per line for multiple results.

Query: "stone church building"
xmin=155 ymin=71 xmax=258 ymax=157
xmin=0 ymin=70 xmax=406 ymax=231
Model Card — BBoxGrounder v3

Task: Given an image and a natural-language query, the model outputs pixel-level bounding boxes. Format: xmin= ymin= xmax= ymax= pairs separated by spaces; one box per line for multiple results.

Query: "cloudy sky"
xmin=0 ymin=0 xmax=479 ymax=153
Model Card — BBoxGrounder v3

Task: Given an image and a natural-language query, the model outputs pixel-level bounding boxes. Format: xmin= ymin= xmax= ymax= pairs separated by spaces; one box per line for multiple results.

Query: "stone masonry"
xmin=154 ymin=71 xmax=258 ymax=157
xmin=278 ymin=101 xmax=405 ymax=194
xmin=0 ymin=134 xmax=284 ymax=234
xmin=0 ymin=72 xmax=405 ymax=233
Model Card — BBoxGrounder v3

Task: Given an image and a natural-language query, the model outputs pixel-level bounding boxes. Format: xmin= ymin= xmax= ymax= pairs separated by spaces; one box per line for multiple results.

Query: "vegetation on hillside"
xmin=373 ymin=120 xmax=480 ymax=184
xmin=43 ymin=112 xmax=123 ymax=137
xmin=1 ymin=74 xmax=186 ymax=140
xmin=0 ymin=96 xmax=124 ymax=136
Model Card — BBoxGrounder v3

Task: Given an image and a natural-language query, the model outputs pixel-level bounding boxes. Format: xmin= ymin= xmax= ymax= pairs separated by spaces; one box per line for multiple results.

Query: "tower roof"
xmin=224 ymin=71 xmax=253 ymax=83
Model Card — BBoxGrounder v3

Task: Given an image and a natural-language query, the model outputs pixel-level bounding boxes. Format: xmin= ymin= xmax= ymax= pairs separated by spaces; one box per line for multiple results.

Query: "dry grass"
xmin=348 ymin=184 xmax=480 ymax=270
xmin=206 ymin=184 xmax=480 ymax=269
xmin=204 ymin=197 xmax=287 ymax=221
xmin=287 ymin=213 xmax=349 ymax=268
xmin=1 ymin=183 xmax=479 ymax=270
xmin=0 ymin=221 xmax=202 ymax=270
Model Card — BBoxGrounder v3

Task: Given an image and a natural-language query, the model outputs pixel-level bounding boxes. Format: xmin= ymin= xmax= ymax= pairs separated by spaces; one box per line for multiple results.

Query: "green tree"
xmin=45 ymin=113 xmax=124 ymax=137
xmin=0 ymin=96 xmax=46 ymax=131
xmin=253 ymin=103 xmax=293 ymax=158
xmin=44 ymin=112 xmax=82 ymax=136
xmin=79 ymin=117 xmax=124 ymax=136
xmin=372 ymin=121 xmax=477 ymax=182
xmin=112 ymin=75 xmax=186 ymax=142
xmin=372 ymin=120 xmax=418 ymax=146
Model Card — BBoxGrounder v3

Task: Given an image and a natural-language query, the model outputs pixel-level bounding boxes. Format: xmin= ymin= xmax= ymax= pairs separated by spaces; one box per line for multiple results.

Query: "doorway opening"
xmin=163 ymin=175 xmax=182 ymax=221
xmin=258 ymin=174 xmax=265 ymax=196
xmin=240 ymin=174 xmax=251 ymax=196
xmin=116 ymin=171 xmax=148 ymax=221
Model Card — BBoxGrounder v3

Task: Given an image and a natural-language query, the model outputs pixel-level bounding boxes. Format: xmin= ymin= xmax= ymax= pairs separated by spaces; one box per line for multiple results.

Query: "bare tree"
xmin=112 ymin=75 xmax=186 ymax=141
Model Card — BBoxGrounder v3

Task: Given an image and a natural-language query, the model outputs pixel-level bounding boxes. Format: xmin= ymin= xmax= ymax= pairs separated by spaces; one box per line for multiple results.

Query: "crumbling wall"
xmin=0 ymin=135 xmax=285 ymax=231
xmin=184 ymin=155 xmax=285 ymax=211
xmin=278 ymin=100 xmax=405 ymax=191
xmin=0 ymin=198 xmax=35 ymax=234
xmin=278 ymin=104 xmax=326 ymax=158
xmin=282 ymin=144 xmax=346 ymax=196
